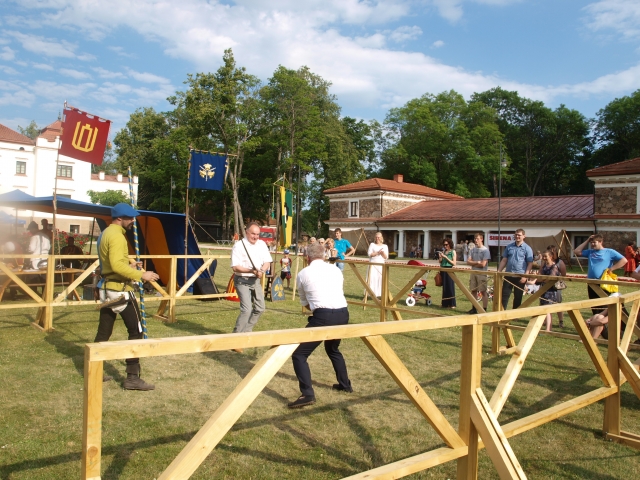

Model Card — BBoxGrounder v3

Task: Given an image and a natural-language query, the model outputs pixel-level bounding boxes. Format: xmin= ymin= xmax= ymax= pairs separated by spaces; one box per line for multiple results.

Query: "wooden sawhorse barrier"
xmin=82 ymin=291 xmax=640 ymax=479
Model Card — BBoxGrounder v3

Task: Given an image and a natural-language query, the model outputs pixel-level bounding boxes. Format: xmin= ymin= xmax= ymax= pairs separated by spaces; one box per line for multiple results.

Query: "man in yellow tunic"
xmin=95 ymin=203 xmax=160 ymax=390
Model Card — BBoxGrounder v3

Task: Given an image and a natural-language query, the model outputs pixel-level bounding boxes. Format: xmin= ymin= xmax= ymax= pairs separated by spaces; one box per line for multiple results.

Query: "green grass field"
xmin=1 ymin=257 xmax=639 ymax=479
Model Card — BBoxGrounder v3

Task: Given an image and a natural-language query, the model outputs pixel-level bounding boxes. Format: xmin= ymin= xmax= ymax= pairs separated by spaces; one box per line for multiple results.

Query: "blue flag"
xmin=189 ymin=151 xmax=228 ymax=191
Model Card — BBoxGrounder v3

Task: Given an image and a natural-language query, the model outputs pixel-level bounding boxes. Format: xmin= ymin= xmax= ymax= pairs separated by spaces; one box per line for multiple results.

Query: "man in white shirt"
xmin=27 ymin=221 xmax=51 ymax=269
xmin=288 ymin=243 xmax=352 ymax=408
xmin=230 ymin=222 xmax=273 ymax=351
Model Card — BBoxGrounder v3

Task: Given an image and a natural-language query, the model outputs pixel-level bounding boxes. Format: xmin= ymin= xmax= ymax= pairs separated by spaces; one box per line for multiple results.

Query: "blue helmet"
xmin=111 ymin=203 xmax=139 ymax=218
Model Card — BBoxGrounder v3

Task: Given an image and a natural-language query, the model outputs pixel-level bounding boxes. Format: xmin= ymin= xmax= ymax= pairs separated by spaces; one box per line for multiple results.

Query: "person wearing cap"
xmin=280 ymin=249 xmax=292 ymax=289
xmin=94 ymin=203 xmax=160 ymax=390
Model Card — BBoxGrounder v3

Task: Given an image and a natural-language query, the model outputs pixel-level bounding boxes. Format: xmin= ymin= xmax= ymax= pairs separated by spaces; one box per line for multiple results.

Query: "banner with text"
xmin=487 ymin=233 xmax=514 ymax=246
xmin=59 ymin=107 xmax=111 ymax=165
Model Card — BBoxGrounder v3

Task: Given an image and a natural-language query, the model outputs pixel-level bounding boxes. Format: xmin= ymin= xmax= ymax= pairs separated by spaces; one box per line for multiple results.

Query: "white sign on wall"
xmin=487 ymin=233 xmax=514 ymax=246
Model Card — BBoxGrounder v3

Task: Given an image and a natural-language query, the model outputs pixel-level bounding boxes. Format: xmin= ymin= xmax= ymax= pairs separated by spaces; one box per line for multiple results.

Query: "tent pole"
xmin=88 ymin=218 xmax=96 ymax=254
xmin=184 ymin=151 xmax=192 ymax=287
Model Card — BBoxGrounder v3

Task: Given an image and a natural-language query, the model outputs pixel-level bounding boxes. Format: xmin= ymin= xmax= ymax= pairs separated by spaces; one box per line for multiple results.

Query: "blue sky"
xmin=1 ymin=0 xmax=639 ymax=136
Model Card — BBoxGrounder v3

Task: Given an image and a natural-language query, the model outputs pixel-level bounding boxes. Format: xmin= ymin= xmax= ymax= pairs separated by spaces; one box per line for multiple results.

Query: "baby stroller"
xmin=405 ymin=260 xmax=432 ymax=307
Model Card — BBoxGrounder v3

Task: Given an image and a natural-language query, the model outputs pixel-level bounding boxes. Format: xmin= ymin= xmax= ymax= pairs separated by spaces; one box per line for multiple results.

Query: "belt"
xmin=104 ymin=279 xmax=133 ymax=292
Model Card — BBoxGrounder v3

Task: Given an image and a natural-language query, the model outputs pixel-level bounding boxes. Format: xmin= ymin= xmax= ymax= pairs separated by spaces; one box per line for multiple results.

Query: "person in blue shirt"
xmin=497 ymin=229 xmax=534 ymax=310
xmin=574 ymin=234 xmax=627 ymax=314
xmin=333 ymin=228 xmax=355 ymax=272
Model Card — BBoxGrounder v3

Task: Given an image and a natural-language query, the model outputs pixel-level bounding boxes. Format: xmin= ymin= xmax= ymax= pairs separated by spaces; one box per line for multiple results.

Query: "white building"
xmin=0 ymin=121 xmax=137 ymax=234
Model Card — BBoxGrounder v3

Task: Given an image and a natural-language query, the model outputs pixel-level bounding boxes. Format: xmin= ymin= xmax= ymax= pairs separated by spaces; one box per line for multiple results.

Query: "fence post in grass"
xmin=168 ymin=256 xmax=178 ymax=323
xmin=380 ymin=263 xmax=389 ymax=322
xmin=82 ymin=346 xmax=103 ymax=480
xmin=491 ymin=271 xmax=503 ymax=354
xmin=603 ymin=299 xmax=621 ymax=436
xmin=457 ymin=323 xmax=482 ymax=480
xmin=43 ymin=256 xmax=56 ymax=331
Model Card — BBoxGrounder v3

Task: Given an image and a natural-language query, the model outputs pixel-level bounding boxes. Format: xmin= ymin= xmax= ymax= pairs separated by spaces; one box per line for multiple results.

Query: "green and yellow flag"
xmin=280 ymin=186 xmax=293 ymax=247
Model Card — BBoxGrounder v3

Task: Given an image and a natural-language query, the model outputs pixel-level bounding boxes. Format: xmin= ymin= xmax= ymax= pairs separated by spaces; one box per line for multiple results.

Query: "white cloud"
xmin=354 ymin=33 xmax=386 ymax=49
xmin=431 ymin=0 xmax=464 ymax=23
xmin=125 ymin=68 xmax=171 ymax=84
xmin=0 ymin=46 xmax=16 ymax=61
xmin=389 ymin=25 xmax=422 ymax=43
xmin=0 ymin=65 xmax=19 ymax=75
xmin=584 ymin=0 xmax=640 ymax=41
xmin=33 ymin=63 xmax=54 ymax=70
xmin=59 ymin=68 xmax=92 ymax=79
xmin=107 ymin=46 xmax=136 ymax=58
xmin=92 ymin=67 xmax=126 ymax=79
xmin=431 ymin=40 xmax=445 ymax=48
xmin=6 ymin=31 xmax=77 ymax=58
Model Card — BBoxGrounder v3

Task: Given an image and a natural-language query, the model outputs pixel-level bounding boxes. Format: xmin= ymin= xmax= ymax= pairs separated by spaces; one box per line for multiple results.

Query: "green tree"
xmin=592 ymin=89 xmax=640 ymax=167
xmin=378 ymin=90 xmax=503 ymax=197
xmin=170 ymin=49 xmax=263 ymax=235
xmin=17 ymin=120 xmax=40 ymax=140
xmin=87 ymin=189 xmax=129 ymax=206
xmin=472 ymin=87 xmax=591 ymax=196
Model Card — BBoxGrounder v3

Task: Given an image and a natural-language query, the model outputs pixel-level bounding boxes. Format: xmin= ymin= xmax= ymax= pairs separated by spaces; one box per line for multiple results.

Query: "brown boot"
xmin=123 ymin=364 xmax=155 ymax=391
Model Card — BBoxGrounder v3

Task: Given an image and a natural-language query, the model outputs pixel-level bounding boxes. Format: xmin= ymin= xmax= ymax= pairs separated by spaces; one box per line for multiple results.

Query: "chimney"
xmin=117 ymin=173 xmax=123 ymax=182
xmin=393 ymin=174 xmax=404 ymax=183
xmin=99 ymin=171 xmax=105 ymax=180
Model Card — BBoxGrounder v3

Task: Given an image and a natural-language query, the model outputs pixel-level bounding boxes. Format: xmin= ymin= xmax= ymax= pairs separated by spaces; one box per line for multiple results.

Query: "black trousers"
xmin=501 ymin=276 xmax=525 ymax=310
xmin=94 ymin=294 xmax=142 ymax=366
xmin=292 ymin=307 xmax=351 ymax=396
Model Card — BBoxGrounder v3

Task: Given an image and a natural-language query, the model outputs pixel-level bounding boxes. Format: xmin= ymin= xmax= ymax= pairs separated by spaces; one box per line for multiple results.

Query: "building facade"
xmin=0 ymin=121 xmax=136 ymax=234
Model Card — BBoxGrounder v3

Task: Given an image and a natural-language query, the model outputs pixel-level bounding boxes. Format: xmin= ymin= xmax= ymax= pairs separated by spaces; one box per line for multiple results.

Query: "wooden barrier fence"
xmin=81 ymin=275 xmax=640 ymax=479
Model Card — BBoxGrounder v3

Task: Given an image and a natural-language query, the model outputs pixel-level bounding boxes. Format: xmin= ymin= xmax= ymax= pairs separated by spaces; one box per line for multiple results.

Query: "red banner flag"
xmin=59 ymin=107 xmax=111 ymax=165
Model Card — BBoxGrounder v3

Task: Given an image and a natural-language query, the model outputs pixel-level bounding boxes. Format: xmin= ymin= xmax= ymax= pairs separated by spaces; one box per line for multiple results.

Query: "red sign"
xmin=487 ymin=233 xmax=514 ymax=246
xmin=59 ymin=108 xmax=111 ymax=165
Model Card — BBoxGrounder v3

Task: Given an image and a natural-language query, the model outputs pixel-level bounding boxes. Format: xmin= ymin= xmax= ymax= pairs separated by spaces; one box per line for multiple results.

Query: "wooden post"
xmin=42 ymin=256 xmax=56 ymax=331
xmin=81 ymin=347 xmax=103 ymax=480
xmin=380 ymin=264 xmax=389 ymax=322
xmin=291 ymin=255 xmax=301 ymax=300
xmin=457 ymin=323 xmax=482 ymax=480
xmin=491 ymin=272 xmax=503 ymax=354
xmin=168 ymin=256 xmax=178 ymax=323
xmin=603 ymin=301 xmax=621 ymax=436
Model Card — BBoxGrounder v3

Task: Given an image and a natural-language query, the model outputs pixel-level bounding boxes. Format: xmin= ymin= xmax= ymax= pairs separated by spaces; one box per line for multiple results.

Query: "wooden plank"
xmin=168 ymin=257 xmax=178 ymax=323
xmin=87 ymin=315 xmax=479 ymax=362
xmin=517 ymin=281 xmax=553 ymax=309
xmin=41 ymin=257 xmax=55 ymax=331
xmin=342 ymin=446 xmax=468 ymax=480
xmin=489 ymin=315 xmax=545 ymax=417
xmin=387 ymin=291 xmax=403 ymax=321
xmin=362 ymin=335 xmax=465 ymax=449
xmin=0 ymin=262 xmax=45 ymax=304
xmin=348 ymin=262 xmax=382 ymax=308
xmin=506 ymin=325 xmax=640 ymax=350
xmin=175 ymin=258 xmax=213 ymax=297
xmin=158 ymin=344 xmax=298 ymax=480
xmin=53 ymin=260 xmax=99 ymax=303
xmin=449 ymin=271 xmax=484 ymax=313
xmin=617 ymin=348 xmax=640 ymax=401
xmin=81 ymin=350 xmax=103 ymax=480
xmin=389 ymin=268 xmax=429 ymax=307
xmin=604 ymin=304 xmax=621 ymax=436
xmin=493 ymin=272 xmax=503 ymax=313
xmin=380 ymin=264 xmax=389 ymax=322
xmin=502 ymin=327 xmax=516 ymax=349
xmin=605 ymin=432 xmax=640 ymax=451
xmin=457 ymin=324 xmax=482 ymax=480
xmin=498 ymin=346 xmax=518 ymax=356
xmin=621 ymin=300 xmax=639 ymax=354
xmin=566 ymin=310 xmax=615 ymax=387
xmin=470 ymin=388 xmax=526 ymax=480
xmin=500 ymin=386 xmax=617 ymax=439
xmin=491 ymin=326 xmax=501 ymax=355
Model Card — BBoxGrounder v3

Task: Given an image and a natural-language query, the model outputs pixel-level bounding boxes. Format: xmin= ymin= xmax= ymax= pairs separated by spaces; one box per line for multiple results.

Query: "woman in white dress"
xmin=367 ymin=232 xmax=388 ymax=297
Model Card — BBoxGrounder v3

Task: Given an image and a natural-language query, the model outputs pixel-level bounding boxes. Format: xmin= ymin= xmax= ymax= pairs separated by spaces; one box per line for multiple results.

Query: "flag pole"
xmin=52 ymin=103 xmax=66 ymax=264
xmin=128 ymin=166 xmax=147 ymax=339
xmin=184 ymin=150 xmax=192 ymax=287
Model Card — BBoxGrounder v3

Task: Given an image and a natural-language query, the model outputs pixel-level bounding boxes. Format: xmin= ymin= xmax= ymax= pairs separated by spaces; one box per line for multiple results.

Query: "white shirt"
xmin=28 ymin=232 xmax=51 ymax=268
xmin=231 ymin=238 xmax=273 ymax=277
xmin=297 ymin=259 xmax=348 ymax=311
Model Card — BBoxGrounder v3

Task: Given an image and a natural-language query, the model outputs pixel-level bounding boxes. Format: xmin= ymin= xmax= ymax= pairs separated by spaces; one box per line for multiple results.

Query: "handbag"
xmin=434 ymin=271 xmax=443 ymax=287
xmin=600 ymin=269 xmax=618 ymax=294
xmin=554 ymin=279 xmax=567 ymax=290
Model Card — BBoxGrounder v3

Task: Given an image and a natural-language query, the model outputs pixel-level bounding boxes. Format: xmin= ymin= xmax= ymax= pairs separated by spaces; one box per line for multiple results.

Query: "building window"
xmin=349 ymin=201 xmax=359 ymax=217
xmin=16 ymin=161 xmax=26 ymax=174
xmin=70 ymin=224 xmax=80 ymax=234
xmin=57 ymin=165 xmax=73 ymax=178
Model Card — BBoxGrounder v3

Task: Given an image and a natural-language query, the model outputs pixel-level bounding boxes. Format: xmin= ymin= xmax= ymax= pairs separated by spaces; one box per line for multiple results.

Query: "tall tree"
xmin=592 ymin=89 xmax=640 ymax=167
xmin=17 ymin=120 xmax=40 ymax=140
xmin=170 ymin=49 xmax=262 ymax=235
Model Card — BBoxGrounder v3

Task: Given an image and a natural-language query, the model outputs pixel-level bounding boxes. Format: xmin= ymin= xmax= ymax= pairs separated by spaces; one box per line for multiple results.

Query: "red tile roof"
xmin=586 ymin=157 xmax=640 ymax=177
xmin=380 ymin=195 xmax=594 ymax=222
xmin=0 ymin=123 xmax=35 ymax=145
xmin=324 ymin=178 xmax=463 ymax=200
xmin=38 ymin=120 xmax=62 ymax=142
